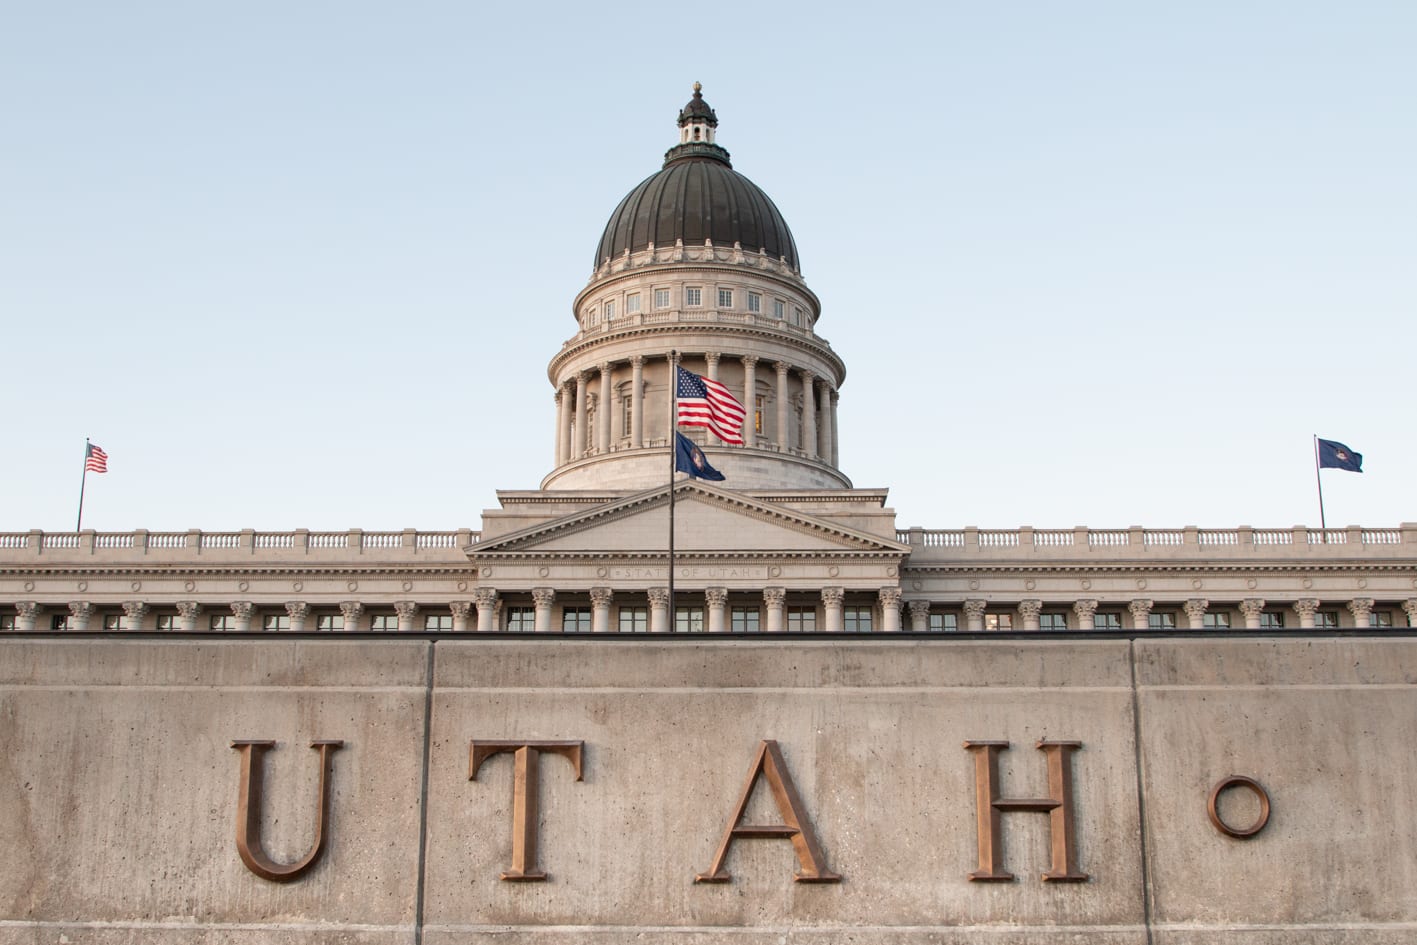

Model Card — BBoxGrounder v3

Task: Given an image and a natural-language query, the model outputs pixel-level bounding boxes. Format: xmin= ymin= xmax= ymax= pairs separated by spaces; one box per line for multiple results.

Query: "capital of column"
xmin=1073 ymin=599 xmax=1099 ymax=619
xmin=962 ymin=599 xmax=988 ymax=620
xmin=630 ymin=354 xmax=645 ymax=368
xmin=763 ymin=586 xmax=786 ymax=607
xmin=1402 ymin=599 xmax=1417 ymax=627
xmin=879 ymin=587 xmax=902 ymax=607
xmin=1128 ymin=599 xmax=1153 ymax=624
xmin=532 ymin=587 xmax=556 ymax=607
xmin=774 ymin=360 xmax=789 ymax=377
xmin=339 ymin=600 xmax=364 ymax=623
xmin=907 ymin=599 xmax=931 ymax=620
xmin=394 ymin=601 xmax=420 ymax=620
xmin=1292 ymin=598 xmax=1319 ymax=619
xmin=68 ymin=600 xmax=94 ymax=617
xmin=15 ymin=601 xmax=39 ymax=621
xmin=1239 ymin=599 xmax=1266 ymax=619
xmin=742 ymin=354 xmax=759 ymax=369
xmin=821 ymin=586 xmax=845 ymax=607
xmin=176 ymin=601 xmax=202 ymax=619
xmin=449 ymin=601 xmax=472 ymax=619
xmin=1183 ymin=599 xmax=1209 ymax=621
xmin=801 ymin=368 xmax=816 ymax=384
xmin=472 ymin=588 xmax=498 ymax=608
xmin=647 ymin=587 xmax=670 ymax=606
xmin=1347 ymin=597 xmax=1375 ymax=621
xmin=1018 ymin=599 xmax=1043 ymax=620
xmin=705 ymin=587 xmax=728 ymax=607
xmin=285 ymin=601 xmax=310 ymax=619
xmin=590 ymin=586 xmax=614 ymax=607
xmin=704 ymin=352 xmax=720 ymax=369
xmin=124 ymin=601 xmax=150 ymax=620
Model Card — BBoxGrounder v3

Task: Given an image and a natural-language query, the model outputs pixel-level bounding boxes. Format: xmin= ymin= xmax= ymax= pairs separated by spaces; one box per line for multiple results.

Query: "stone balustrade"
xmin=0 ymin=528 xmax=479 ymax=558
xmin=896 ymin=524 xmax=1416 ymax=555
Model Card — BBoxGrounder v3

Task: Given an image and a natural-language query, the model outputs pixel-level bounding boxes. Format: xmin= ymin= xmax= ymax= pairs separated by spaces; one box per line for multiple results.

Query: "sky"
xmin=2 ymin=2 xmax=1413 ymax=532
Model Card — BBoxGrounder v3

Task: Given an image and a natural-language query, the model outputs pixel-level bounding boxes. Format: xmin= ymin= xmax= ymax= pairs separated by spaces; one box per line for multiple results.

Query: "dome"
xmin=594 ymin=88 xmax=799 ymax=270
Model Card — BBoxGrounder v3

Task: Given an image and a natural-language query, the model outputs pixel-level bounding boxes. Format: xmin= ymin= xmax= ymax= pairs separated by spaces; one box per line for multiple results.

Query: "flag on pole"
xmin=675 ymin=366 xmax=746 ymax=444
xmin=675 ymin=432 xmax=726 ymax=481
xmin=85 ymin=443 xmax=109 ymax=473
xmin=1316 ymin=438 xmax=1362 ymax=473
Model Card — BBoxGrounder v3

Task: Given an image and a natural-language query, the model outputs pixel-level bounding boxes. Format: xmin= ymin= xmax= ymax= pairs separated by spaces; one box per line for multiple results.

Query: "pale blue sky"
xmin=2 ymin=2 xmax=1413 ymax=531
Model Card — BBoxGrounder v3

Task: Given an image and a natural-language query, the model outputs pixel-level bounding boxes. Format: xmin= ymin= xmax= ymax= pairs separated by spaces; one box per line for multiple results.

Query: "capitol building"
xmin=2 ymin=87 xmax=1415 ymax=945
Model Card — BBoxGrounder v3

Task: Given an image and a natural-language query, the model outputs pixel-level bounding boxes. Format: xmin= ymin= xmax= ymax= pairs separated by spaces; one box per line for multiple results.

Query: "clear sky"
xmin=3 ymin=2 xmax=1413 ymax=532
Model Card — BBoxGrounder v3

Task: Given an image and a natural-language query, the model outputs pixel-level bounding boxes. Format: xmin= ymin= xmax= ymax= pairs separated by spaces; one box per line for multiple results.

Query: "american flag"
xmin=85 ymin=442 xmax=108 ymax=473
xmin=676 ymin=366 xmax=746 ymax=445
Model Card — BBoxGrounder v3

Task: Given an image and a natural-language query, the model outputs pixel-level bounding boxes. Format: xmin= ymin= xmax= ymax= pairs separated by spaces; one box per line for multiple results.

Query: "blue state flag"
xmin=1317 ymin=438 xmax=1363 ymax=473
xmin=675 ymin=432 xmax=725 ymax=481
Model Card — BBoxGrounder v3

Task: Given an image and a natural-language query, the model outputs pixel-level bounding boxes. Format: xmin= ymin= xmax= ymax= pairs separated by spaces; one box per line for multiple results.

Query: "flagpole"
xmin=76 ymin=438 xmax=91 ymax=531
xmin=667 ymin=351 xmax=679 ymax=629
xmin=1312 ymin=434 xmax=1327 ymax=535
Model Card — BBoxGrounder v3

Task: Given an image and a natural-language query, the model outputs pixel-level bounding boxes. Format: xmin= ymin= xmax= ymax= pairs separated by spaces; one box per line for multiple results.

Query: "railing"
xmin=1252 ymin=530 xmax=1293 ymax=545
xmin=363 ymin=532 xmax=403 ymax=549
xmin=1144 ymin=530 xmax=1184 ymax=547
xmin=416 ymin=532 xmax=459 ymax=548
xmin=149 ymin=533 xmax=188 ymax=549
xmin=1361 ymin=529 xmax=1401 ymax=545
xmin=893 ymin=525 xmax=1416 ymax=552
xmin=95 ymin=533 xmax=135 ymax=549
xmin=1308 ymin=530 xmax=1348 ymax=545
xmin=253 ymin=533 xmax=293 ymax=549
xmin=308 ymin=533 xmax=348 ymax=549
xmin=1035 ymin=530 xmax=1076 ymax=547
xmin=978 ymin=530 xmax=1019 ymax=548
xmin=0 ymin=534 xmax=28 ymax=549
xmin=1087 ymin=530 xmax=1130 ymax=548
xmin=200 ymin=533 xmax=240 ymax=549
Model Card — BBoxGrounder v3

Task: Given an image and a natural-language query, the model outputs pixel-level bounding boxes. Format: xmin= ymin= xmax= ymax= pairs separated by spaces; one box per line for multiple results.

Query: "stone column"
xmin=1293 ymin=598 xmax=1319 ymax=629
xmin=176 ymin=601 xmax=202 ymax=633
xmin=1018 ymin=599 xmax=1043 ymax=631
xmin=742 ymin=356 xmax=758 ymax=441
xmin=231 ymin=601 xmax=254 ymax=633
xmin=554 ymin=387 xmax=567 ymax=465
xmin=123 ymin=601 xmax=150 ymax=632
xmin=15 ymin=602 xmax=38 ymax=632
xmin=1403 ymin=599 xmax=1417 ymax=629
xmin=775 ymin=361 xmax=790 ymax=451
xmin=395 ymin=601 xmax=420 ymax=633
xmin=450 ymin=601 xmax=472 ymax=633
xmin=1128 ymin=599 xmax=1154 ymax=631
xmin=764 ymin=587 xmax=786 ymax=632
xmin=705 ymin=351 xmax=720 ymax=382
xmin=648 ymin=587 xmax=670 ymax=633
xmin=590 ymin=587 xmax=613 ymax=633
xmin=67 ymin=601 xmax=93 ymax=632
xmin=574 ymin=372 xmax=589 ymax=458
xmin=963 ymin=599 xmax=987 ymax=632
xmin=532 ymin=588 xmax=556 ymax=632
xmin=1183 ymin=599 xmax=1209 ymax=630
xmin=473 ymin=588 xmax=498 ymax=632
xmin=830 ymin=390 xmax=840 ymax=466
xmin=706 ymin=587 xmax=728 ymax=633
xmin=339 ymin=601 xmax=363 ymax=632
xmin=1073 ymin=599 xmax=1099 ymax=631
xmin=879 ymin=587 xmax=902 ymax=631
xmin=598 ymin=362 xmax=612 ymax=453
xmin=821 ymin=587 xmax=844 ymax=631
xmin=1347 ymin=598 xmax=1375 ymax=629
xmin=285 ymin=601 xmax=309 ymax=633
xmin=800 ymin=370 xmax=817 ymax=459
xmin=1239 ymin=599 xmax=1266 ymax=630
xmin=630 ymin=356 xmax=645 ymax=448
xmin=818 ymin=380 xmax=834 ymax=461
xmin=561 ymin=381 xmax=575 ymax=464
xmin=907 ymin=599 xmax=931 ymax=631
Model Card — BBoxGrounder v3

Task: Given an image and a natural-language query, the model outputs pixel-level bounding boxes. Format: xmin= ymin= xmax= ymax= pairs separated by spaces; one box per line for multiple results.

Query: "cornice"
xmin=548 ymin=322 xmax=846 ymax=384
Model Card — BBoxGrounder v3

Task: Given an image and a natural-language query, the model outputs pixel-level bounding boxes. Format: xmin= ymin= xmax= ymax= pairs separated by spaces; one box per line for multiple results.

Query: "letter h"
xmin=963 ymin=740 xmax=1087 ymax=883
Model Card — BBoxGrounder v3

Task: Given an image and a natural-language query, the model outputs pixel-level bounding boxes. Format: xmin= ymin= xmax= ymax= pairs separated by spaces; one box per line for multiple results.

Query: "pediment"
xmin=472 ymin=482 xmax=908 ymax=558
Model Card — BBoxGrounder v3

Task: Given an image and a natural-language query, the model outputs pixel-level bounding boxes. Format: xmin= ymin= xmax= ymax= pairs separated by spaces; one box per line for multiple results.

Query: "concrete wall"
xmin=2 ymin=635 xmax=1414 ymax=943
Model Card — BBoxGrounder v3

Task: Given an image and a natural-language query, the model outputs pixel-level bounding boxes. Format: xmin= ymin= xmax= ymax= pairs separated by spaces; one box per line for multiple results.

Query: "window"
xmin=1314 ymin=611 xmax=1339 ymax=628
xmin=675 ymin=607 xmax=704 ymax=632
xmin=1149 ymin=612 xmax=1177 ymax=630
xmin=506 ymin=607 xmax=535 ymax=631
xmin=156 ymin=614 xmax=179 ymax=632
xmin=316 ymin=614 xmax=344 ymax=631
xmin=604 ymin=299 xmax=616 ymax=320
xmin=928 ymin=613 xmax=958 ymax=632
xmin=619 ymin=607 xmax=648 ymax=633
xmin=562 ymin=607 xmax=591 ymax=632
xmin=1094 ymin=613 xmax=1122 ymax=630
xmin=984 ymin=614 xmax=1013 ymax=631
xmin=102 ymin=614 xmax=123 ymax=631
xmin=51 ymin=615 xmax=73 ymax=631
xmin=1202 ymin=613 xmax=1231 ymax=629
xmin=210 ymin=615 xmax=235 ymax=632
xmin=586 ymin=308 xmax=598 ymax=325
xmin=654 ymin=288 xmax=670 ymax=309
xmin=0 ymin=614 xmax=14 ymax=631
xmin=425 ymin=614 xmax=452 ymax=631
xmin=773 ymin=299 xmax=785 ymax=319
xmin=843 ymin=606 xmax=873 ymax=632
xmin=620 ymin=395 xmax=632 ymax=439
xmin=792 ymin=306 xmax=803 ymax=326
xmin=263 ymin=614 xmax=290 ymax=632
xmin=685 ymin=287 xmax=702 ymax=307
xmin=754 ymin=395 xmax=765 ymax=434
xmin=1039 ymin=613 xmax=1068 ymax=631
xmin=1372 ymin=611 xmax=1393 ymax=628
xmin=370 ymin=614 xmax=399 ymax=631
xmin=626 ymin=292 xmax=641 ymax=313
xmin=1258 ymin=612 xmax=1285 ymax=629
xmin=731 ymin=607 xmax=760 ymax=632
xmin=787 ymin=606 xmax=816 ymax=631
xmin=747 ymin=292 xmax=761 ymax=313
xmin=717 ymin=288 xmax=732 ymax=308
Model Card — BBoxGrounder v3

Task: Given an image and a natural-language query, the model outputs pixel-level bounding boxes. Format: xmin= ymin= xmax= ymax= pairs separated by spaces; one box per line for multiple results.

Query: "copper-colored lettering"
xmin=468 ymin=740 xmax=583 ymax=881
xmin=1207 ymin=775 xmax=1270 ymax=838
xmin=963 ymin=739 xmax=1087 ymax=883
xmin=695 ymin=739 xmax=841 ymax=884
xmin=231 ymin=739 xmax=343 ymax=882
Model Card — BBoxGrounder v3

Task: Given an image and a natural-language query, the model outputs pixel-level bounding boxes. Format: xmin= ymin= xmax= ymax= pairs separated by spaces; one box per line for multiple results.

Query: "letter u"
xmin=231 ymin=739 xmax=344 ymax=881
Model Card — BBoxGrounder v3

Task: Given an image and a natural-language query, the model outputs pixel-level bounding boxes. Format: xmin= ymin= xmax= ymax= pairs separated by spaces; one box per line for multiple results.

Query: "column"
xmin=590 ymin=587 xmax=613 ymax=632
xmin=123 ymin=601 xmax=150 ymax=632
xmin=339 ymin=601 xmax=363 ymax=632
xmin=879 ymin=587 xmax=902 ymax=631
xmin=231 ymin=601 xmax=254 ymax=633
xmin=1018 ymin=599 xmax=1043 ymax=631
xmin=907 ymin=599 xmax=931 ymax=631
xmin=648 ymin=587 xmax=670 ymax=633
xmin=598 ymin=362 xmax=612 ymax=453
xmin=830 ymin=390 xmax=840 ymax=467
xmin=1183 ymin=599 xmax=1209 ymax=630
xmin=1073 ymin=599 xmax=1098 ymax=631
xmin=1128 ymin=599 xmax=1153 ymax=631
xmin=68 ymin=601 xmax=95 ymax=632
xmin=532 ymin=588 xmax=556 ymax=632
xmin=15 ymin=602 xmax=38 ymax=632
xmin=630 ymin=356 xmax=644 ymax=448
xmin=963 ymin=599 xmax=987 ymax=632
xmin=706 ymin=587 xmax=728 ymax=632
xmin=176 ymin=601 xmax=202 ymax=633
xmin=800 ymin=370 xmax=817 ymax=460
xmin=818 ymin=380 xmax=833 ymax=461
xmin=473 ymin=588 xmax=498 ymax=632
xmin=1403 ymin=600 xmax=1417 ymax=629
xmin=1292 ymin=599 xmax=1318 ymax=629
xmin=574 ymin=372 xmax=589 ymax=458
xmin=742 ymin=356 xmax=758 ymax=441
xmin=285 ymin=601 xmax=309 ymax=633
xmin=554 ymin=387 xmax=566 ymax=465
xmin=1239 ymin=599 xmax=1266 ymax=630
xmin=775 ymin=361 xmax=790 ymax=451
xmin=450 ymin=601 xmax=472 ymax=633
xmin=705 ymin=351 xmax=720 ymax=382
xmin=822 ymin=587 xmax=844 ymax=631
xmin=561 ymin=381 xmax=575 ymax=464
xmin=395 ymin=601 xmax=420 ymax=633
xmin=1347 ymin=598 xmax=1375 ymax=629
xmin=763 ymin=587 xmax=786 ymax=631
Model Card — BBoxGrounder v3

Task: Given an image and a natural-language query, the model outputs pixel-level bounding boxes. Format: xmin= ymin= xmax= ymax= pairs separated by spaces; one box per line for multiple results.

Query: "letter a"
xmin=695 ymin=739 xmax=841 ymax=884
xmin=231 ymin=739 xmax=343 ymax=882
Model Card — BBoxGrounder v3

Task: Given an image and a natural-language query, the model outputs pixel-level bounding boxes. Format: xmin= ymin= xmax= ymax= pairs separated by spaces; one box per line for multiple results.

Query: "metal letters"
xmin=469 ymin=740 xmax=584 ymax=881
xmin=1207 ymin=775 xmax=1271 ymax=838
xmin=231 ymin=739 xmax=344 ymax=882
xmin=695 ymin=739 xmax=841 ymax=884
xmin=964 ymin=739 xmax=1087 ymax=882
